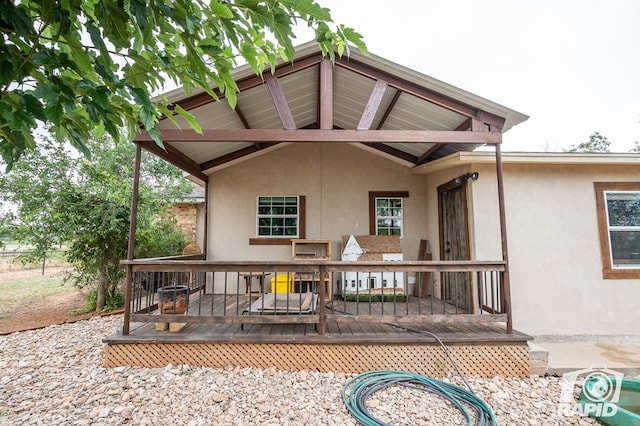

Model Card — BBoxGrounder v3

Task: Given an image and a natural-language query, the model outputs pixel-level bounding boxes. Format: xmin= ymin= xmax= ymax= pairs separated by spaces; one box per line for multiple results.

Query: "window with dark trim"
xmin=594 ymin=182 xmax=640 ymax=279
xmin=249 ymin=195 xmax=305 ymax=245
xmin=369 ymin=191 xmax=409 ymax=237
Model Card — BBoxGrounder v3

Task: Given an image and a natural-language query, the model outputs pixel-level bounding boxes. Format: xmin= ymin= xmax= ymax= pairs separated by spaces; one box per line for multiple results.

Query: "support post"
xmin=203 ymin=175 xmax=209 ymax=294
xmin=318 ymin=265 xmax=326 ymax=335
xmin=123 ymin=143 xmax=142 ymax=335
xmin=494 ymin=143 xmax=513 ymax=333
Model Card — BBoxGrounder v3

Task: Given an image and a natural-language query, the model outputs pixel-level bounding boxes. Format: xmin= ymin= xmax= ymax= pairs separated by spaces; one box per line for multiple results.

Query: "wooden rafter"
xmin=376 ymin=89 xmax=401 ymax=130
xmin=416 ymin=143 xmax=445 ymax=165
xmin=164 ymin=53 xmax=323 ymax=115
xmin=358 ymin=79 xmax=388 ymax=130
xmin=266 ymin=76 xmax=296 ymax=129
xmin=200 ymin=142 xmax=281 ymax=170
xmin=335 ymin=56 xmax=506 ymax=130
xmin=361 ymin=143 xmax=418 ymax=163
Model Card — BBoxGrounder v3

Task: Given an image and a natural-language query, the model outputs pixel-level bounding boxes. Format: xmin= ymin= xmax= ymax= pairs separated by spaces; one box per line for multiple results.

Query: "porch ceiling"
xmin=136 ymin=42 xmax=528 ymax=181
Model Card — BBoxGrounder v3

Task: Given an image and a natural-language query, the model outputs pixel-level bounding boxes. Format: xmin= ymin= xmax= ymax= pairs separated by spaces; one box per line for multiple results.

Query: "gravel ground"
xmin=0 ymin=315 xmax=608 ymax=425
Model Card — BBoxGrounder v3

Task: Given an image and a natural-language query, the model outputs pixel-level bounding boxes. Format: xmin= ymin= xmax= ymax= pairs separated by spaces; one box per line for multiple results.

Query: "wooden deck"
xmin=104 ymin=293 xmax=532 ymax=377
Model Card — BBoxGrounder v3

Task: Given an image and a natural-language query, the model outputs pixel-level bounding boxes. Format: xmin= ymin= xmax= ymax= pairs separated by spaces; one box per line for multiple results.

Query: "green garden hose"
xmin=342 ymin=369 xmax=498 ymax=426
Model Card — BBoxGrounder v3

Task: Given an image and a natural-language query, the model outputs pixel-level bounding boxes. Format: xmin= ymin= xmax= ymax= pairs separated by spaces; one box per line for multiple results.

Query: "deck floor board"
xmin=110 ymin=293 xmax=530 ymax=345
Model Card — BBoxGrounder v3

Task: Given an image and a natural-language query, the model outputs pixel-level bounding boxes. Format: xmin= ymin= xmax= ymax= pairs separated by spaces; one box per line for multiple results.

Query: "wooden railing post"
xmin=317 ymin=264 xmax=326 ymax=335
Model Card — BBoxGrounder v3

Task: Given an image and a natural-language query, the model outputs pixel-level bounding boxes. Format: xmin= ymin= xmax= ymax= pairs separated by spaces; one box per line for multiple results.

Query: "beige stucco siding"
xmin=420 ymin=158 xmax=639 ymax=336
xmin=455 ymin=162 xmax=638 ymax=336
xmin=501 ymin=163 xmax=640 ymax=336
xmin=207 ymin=143 xmax=428 ymax=264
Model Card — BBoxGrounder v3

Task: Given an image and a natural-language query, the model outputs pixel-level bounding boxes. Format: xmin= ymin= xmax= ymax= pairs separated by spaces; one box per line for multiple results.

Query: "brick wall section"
xmin=167 ymin=203 xmax=198 ymax=242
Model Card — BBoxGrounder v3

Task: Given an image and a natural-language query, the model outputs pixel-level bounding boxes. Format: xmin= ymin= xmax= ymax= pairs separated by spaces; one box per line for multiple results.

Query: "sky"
xmin=293 ymin=0 xmax=640 ymax=152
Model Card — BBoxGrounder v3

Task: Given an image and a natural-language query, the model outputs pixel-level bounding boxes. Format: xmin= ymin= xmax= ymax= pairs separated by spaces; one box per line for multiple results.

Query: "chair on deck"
xmin=240 ymin=292 xmax=318 ymax=330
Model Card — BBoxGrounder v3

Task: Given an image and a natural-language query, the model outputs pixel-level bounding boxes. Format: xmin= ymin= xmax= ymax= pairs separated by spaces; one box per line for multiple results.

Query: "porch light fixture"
xmin=453 ymin=171 xmax=479 ymax=184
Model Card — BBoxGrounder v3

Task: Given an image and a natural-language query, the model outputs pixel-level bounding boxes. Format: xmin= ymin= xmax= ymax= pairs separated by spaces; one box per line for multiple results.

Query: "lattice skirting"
xmin=104 ymin=342 xmax=530 ymax=378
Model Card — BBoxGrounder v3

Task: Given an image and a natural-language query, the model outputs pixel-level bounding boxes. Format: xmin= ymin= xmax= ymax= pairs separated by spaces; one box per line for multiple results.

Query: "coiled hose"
xmin=341 ymin=324 xmax=498 ymax=426
xmin=342 ymin=369 xmax=497 ymax=426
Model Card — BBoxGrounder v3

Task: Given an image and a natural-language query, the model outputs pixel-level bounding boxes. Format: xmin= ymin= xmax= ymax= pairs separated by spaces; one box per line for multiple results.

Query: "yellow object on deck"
xmin=270 ymin=273 xmax=293 ymax=294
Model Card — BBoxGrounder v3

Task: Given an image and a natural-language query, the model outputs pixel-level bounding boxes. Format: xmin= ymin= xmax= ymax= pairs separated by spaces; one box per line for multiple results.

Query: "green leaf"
xmin=95 ymin=1 xmax=131 ymax=48
xmin=210 ymin=1 xmax=234 ymax=19
xmin=129 ymin=86 xmax=157 ymax=131
xmin=173 ymin=104 xmax=202 ymax=134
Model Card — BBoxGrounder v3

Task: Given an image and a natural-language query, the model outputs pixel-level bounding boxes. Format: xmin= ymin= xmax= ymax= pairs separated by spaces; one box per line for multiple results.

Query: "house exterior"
xmin=340 ymin=234 xmax=404 ymax=294
xmin=413 ymin=151 xmax=640 ymax=337
xmin=107 ymin=41 xmax=636 ymax=374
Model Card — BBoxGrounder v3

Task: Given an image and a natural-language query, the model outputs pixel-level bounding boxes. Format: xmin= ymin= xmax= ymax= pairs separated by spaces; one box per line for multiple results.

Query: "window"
xmin=250 ymin=196 xmax=305 ymax=245
xmin=257 ymin=196 xmax=299 ymax=237
xmin=369 ymin=191 xmax=408 ymax=237
xmin=594 ymin=183 xmax=640 ymax=279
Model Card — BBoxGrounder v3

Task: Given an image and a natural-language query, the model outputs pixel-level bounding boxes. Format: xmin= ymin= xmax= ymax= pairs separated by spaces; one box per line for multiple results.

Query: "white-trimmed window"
xmin=369 ymin=191 xmax=408 ymax=237
xmin=604 ymin=191 xmax=640 ymax=268
xmin=594 ymin=182 xmax=640 ymax=279
xmin=375 ymin=197 xmax=403 ymax=237
xmin=256 ymin=196 xmax=300 ymax=238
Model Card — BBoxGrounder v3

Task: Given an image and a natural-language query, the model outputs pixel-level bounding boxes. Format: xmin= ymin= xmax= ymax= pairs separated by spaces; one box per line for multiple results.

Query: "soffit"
xmin=146 ymin=42 xmax=529 ymax=176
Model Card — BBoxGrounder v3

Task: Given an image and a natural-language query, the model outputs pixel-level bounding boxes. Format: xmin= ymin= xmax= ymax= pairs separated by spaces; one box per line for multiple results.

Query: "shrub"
xmin=343 ymin=293 xmax=407 ymax=303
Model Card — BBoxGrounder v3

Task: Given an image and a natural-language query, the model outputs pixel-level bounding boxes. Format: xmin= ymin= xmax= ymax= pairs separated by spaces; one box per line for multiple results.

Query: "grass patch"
xmin=0 ymin=274 xmax=71 ymax=319
xmin=343 ymin=293 xmax=407 ymax=303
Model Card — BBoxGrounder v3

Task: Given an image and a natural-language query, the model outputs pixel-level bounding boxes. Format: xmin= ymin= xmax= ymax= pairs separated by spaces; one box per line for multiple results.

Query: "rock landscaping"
xmin=0 ymin=315 xmax=603 ymax=425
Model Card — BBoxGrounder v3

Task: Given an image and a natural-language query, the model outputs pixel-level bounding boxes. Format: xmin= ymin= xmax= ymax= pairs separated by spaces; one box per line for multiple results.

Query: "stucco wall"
xmin=452 ymin=161 xmax=640 ymax=337
xmin=207 ymin=146 xmax=639 ymax=336
xmin=207 ymin=142 xmax=428 ymax=265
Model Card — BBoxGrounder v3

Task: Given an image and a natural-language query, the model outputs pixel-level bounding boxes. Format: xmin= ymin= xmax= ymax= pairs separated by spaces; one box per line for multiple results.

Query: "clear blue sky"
xmin=294 ymin=0 xmax=640 ymax=152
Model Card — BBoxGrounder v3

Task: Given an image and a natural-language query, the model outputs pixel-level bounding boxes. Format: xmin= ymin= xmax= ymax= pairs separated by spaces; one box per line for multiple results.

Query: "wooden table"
xmin=293 ymin=272 xmax=332 ymax=296
xmin=239 ymin=272 xmax=270 ymax=297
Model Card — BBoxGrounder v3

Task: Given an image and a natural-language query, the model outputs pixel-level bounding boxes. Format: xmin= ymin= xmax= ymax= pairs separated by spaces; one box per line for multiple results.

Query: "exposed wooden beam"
xmin=376 ymin=89 xmax=401 ymax=130
xmin=454 ymin=118 xmax=472 ymax=131
xmin=335 ymin=56 xmax=506 ymax=129
xmin=266 ymin=76 xmax=296 ymax=130
xmin=319 ymin=57 xmax=333 ymax=129
xmin=358 ymin=79 xmax=388 ymax=130
xmin=136 ymin=140 xmax=207 ymax=181
xmin=200 ymin=142 xmax=281 ymax=170
xmin=135 ymin=128 xmax=502 ymax=144
xmin=362 ymin=143 xmax=419 ymax=163
xmin=164 ymin=53 xmax=324 ymax=114
xmin=416 ymin=143 xmax=445 ymax=164
xmin=233 ymin=103 xmax=251 ymax=129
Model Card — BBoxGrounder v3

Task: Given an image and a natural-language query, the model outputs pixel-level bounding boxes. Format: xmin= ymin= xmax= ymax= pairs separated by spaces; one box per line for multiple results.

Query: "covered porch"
xmin=105 ymin=259 xmax=531 ymax=376
xmin=108 ymin=42 xmax=530 ymax=376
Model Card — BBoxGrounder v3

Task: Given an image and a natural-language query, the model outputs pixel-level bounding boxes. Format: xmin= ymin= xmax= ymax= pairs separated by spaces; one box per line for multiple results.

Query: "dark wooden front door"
xmin=438 ymin=179 xmax=471 ymax=311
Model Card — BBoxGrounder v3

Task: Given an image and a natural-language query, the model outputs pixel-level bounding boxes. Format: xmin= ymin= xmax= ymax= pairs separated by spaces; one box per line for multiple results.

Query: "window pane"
xmin=284 ymin=218 xmax=297 ymax=227
xmin=258 ymin=227 xmax=271 ymax=236
xmin=610 ymin=230 xmax=640 ymax=266
xmin=607 ymin=193 xmax=640 ymax=227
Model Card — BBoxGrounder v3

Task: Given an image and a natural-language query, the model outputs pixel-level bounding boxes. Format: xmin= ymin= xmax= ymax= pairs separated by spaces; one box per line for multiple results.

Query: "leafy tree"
xmin=0 ymin=139 xmax=75 ymax=269
xmin=564 ymin=131 xmax=611 ymax=153
xmin=0 ymin=136 xmax=191 ymax=311
xmin=630 ymin=141 xmax=640 ymax=153
xmin=0 ymin=0 xmax=366 ymax=171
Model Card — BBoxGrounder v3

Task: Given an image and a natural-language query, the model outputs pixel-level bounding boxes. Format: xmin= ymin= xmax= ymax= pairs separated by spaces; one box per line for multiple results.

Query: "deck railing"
xmin=121 ymin=258 xmax=509 ymax=335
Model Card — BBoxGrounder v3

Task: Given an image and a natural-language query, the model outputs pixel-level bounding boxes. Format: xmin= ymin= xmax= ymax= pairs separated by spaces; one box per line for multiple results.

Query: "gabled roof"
xmin=341 ymin=235 xmax=403 ymax=257
xmin=136 ymin=42 xmax=528 ymax=181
